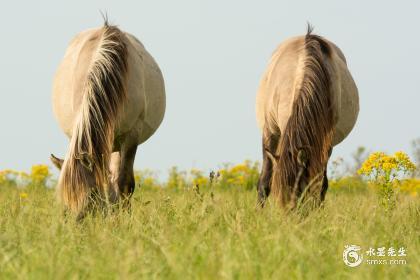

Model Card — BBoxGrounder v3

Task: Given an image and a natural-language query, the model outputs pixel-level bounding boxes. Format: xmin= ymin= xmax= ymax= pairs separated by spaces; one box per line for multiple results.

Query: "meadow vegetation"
xmin=0 ymin=151 xmax=419 ymax=279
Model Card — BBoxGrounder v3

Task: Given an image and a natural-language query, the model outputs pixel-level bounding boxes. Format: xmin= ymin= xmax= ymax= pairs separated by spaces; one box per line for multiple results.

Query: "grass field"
xmin=0 ymin=176 xmax=418 ymax=279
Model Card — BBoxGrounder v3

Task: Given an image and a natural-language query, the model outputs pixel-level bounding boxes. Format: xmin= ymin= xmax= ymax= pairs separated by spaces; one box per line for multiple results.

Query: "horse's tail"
xmin=58 ymin=22 xmax=128 ymax=214
xmin=273 ymin=25 xmax=334 ymax=206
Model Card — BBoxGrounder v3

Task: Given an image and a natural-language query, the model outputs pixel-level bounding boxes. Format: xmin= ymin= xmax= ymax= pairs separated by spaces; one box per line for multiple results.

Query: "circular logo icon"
xmin=343 ymin=245 xmax=363 ymax=267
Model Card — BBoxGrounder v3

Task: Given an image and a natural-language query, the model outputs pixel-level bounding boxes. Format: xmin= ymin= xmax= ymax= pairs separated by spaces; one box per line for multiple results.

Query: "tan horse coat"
xmin=256 ymin=29 xmax=359 ymax=208
xmin=53 ymin=29 xmax=165 ymax=148
xmin=52 ymin=24 xmax=165 ymax=216
xmin=256 ymin=37 xmax=358 ymax=146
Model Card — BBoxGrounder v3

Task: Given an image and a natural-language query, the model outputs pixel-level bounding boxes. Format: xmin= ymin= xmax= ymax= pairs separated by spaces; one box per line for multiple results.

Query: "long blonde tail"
xmin=58 ymin=23 xmax=128 ymax=215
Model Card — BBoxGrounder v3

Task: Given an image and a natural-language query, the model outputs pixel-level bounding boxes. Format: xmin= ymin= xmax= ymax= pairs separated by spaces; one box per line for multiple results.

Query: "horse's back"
xmin=52 ymin=27 xmax=166 ymax=147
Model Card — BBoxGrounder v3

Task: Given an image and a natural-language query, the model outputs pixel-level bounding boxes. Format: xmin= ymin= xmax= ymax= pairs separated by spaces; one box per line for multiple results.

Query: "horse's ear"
xmin=50 ymin=154 xmax=64 ymax=170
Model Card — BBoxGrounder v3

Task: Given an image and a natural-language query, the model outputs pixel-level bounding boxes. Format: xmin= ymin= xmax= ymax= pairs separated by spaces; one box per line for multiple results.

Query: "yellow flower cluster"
xmin=396 ymin=179 xmax=420 ymax=197
xmin=29 ymin=165 xmax=51 ymax=185
xmin=0 ymin=164 xmax=51 ymax=187
xmin=219 ymin=164 xmax=248 ymax=186
xmin=394 ymin=151 xmax=417 ymax=170
xmin=134 ymin=169 xmax=161 ymax=189
xmin=190 ymin=168 xmax=209 ymax=187
xmin=357 ymin=151 xmax=417 ymax=209
xmin=0 ymin=169 xmax=25 ymax=186
xmin=358 ymin=151 xmax=416 ymax=179
xmin=166 ymin=167 xmax=188 ymax=189
xmin=356 ymin=151 xmax=417 ymax=210
xmin=218 ymin=160 xmax=259 ymax=190
xmin=132 ymin=161 xmax=260 ymax=190
xmin=19 ymin=192 xmax=28 ymax=199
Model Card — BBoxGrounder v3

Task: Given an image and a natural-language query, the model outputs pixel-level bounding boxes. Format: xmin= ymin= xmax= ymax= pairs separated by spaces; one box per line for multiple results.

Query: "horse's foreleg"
xmin=257 ymin=131 xmax=280 ymax=207
xmin=109 ymin=151 xmax=122 ymax=203
xmin=110 ymin=143 xmax=137 ymax=209
xmin=257 ymin=155 xmax=272 ymax=207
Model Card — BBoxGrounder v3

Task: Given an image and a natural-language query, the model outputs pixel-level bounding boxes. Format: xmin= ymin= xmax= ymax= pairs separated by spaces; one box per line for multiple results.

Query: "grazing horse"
xmin=256 ymin=26 xmax=359 ymax=209
xmin=51 ymin=21 xmax=165 ymax=217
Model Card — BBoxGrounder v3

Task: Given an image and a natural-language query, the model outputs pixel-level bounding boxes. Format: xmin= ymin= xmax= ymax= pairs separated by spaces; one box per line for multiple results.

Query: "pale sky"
xmin=1 ymin=0 xmax=419 ymax=176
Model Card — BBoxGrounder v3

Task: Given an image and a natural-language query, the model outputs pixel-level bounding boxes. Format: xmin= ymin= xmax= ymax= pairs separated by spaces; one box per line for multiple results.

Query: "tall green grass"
xmin=0 ymin=181 xmax=418 ymax=279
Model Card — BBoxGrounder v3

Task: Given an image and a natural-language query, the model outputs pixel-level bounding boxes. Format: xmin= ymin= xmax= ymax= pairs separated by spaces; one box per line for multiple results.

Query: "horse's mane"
xmin=58 ymin=22 xmax=128 ymax=214
xmin=272 ymin=25 xmax=334 ymax=206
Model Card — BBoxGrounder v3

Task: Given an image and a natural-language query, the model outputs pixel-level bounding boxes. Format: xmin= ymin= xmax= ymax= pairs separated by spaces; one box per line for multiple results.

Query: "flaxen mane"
xmin=272 ymin=25 xmax=334 ymax=206
xmin=58 ymin=22 xmax=128 ymax=214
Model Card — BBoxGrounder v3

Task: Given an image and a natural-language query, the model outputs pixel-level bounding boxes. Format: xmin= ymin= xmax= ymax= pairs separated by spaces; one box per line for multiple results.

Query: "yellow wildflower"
xmin=30 ymin=164 xmax=51 ymax=185
xmin=358 ymin=151 xmax=416 ymax=179
xmin=19 ymin=192 xmax=28 ymax=199
xmin=359 ymin=151 xmax=417 ymax=210
xmin=397 ymin=178 xmax=420 ymax=196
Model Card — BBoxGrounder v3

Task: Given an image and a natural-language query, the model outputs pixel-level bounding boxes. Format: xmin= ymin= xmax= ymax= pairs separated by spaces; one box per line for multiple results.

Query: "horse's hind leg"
xmin=320 ymin=169 xmax=329 ymax=202
xmin=257 ymin=130 xmax=280 ymax=207
xmin=119 ymin=144 xmax=138 ymax=208
xmin=320 ymin=148 xmax=332 ymax=202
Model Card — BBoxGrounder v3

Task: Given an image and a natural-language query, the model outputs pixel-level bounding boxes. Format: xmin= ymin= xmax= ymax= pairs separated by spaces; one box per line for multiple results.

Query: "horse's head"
xmin=51 ymin=153 xmax=95 ymax=175
xmin=267 ymin=146 xmax=329 ymax=209
xmin=50 ymin=153 xmax=112 ymax=216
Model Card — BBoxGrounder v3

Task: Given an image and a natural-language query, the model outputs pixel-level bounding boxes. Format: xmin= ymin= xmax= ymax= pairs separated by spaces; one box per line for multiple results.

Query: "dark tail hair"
xmin=273 ymin=25 xmax=334 ymax=206
xmin=58 ymin=23 xmax=128 ymax=214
